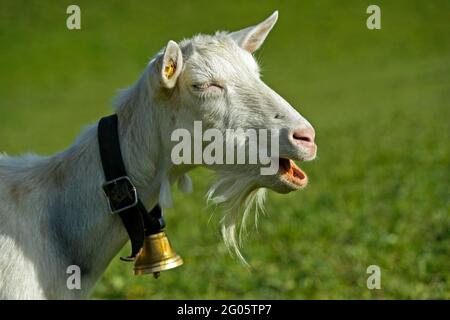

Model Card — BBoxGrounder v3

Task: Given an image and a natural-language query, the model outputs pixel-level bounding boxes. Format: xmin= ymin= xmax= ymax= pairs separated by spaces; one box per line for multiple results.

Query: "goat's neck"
xmin=55 ymin=76 xmax=181 ymax=298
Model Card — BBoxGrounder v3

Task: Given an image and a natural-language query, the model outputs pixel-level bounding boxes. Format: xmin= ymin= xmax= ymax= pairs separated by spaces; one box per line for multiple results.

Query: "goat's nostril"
xmin=292 ymin=128 xmax=315 ymax=144
xmin=293 ymin=133 xmax=311 ymax=143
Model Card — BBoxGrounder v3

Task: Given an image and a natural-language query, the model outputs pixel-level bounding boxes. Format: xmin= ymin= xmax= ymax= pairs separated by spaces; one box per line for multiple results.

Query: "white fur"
xmin=0 ymin=11 xmax=316 ymax=299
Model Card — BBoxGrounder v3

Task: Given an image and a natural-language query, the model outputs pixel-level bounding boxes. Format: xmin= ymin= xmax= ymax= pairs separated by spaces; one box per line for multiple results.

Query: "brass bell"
xmin=134 ymin=231 xmax=183 ymax=278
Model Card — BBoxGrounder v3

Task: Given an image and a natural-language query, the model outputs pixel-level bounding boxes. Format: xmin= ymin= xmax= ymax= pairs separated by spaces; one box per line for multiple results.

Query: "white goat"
xmin=0 ymin=11 xmax=316 ymax=299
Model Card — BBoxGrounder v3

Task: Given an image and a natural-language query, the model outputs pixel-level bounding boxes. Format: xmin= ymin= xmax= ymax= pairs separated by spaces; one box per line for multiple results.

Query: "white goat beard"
xmin=206 ymin=171 xmax=267 ymax=266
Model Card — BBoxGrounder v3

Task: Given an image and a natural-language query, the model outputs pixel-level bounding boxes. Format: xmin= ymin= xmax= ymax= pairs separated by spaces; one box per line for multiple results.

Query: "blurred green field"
xmin=0 ymin=0 xmax=449 ymax=299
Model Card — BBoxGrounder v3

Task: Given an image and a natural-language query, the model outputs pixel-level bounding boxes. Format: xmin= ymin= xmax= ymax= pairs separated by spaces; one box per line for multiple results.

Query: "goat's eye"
xmin=192 ymin=83 xmax=210 ymax=90
xmin=192 ymin=83 xmax=223 ymax=91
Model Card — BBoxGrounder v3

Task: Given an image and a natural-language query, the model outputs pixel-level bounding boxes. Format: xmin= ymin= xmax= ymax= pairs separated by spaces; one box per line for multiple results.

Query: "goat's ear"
xmin=160 ymin=40 xmax=183 ymax=88
xmin=229 ymin=11 xmax=278 ymax=53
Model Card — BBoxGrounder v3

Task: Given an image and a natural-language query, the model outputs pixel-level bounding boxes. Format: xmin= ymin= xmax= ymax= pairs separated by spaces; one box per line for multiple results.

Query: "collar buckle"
xmin=102 ymin=176 xmax=138 ymax=214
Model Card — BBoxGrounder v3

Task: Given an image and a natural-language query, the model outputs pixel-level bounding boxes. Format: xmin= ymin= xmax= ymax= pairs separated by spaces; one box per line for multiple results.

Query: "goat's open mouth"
xmin=279 ymin=158 xmax=308 ymax=189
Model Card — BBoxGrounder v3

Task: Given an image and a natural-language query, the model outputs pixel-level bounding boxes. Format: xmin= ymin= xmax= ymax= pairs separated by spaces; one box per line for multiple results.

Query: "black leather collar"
xmin=97 ymin=114 xmax=164 ymax=261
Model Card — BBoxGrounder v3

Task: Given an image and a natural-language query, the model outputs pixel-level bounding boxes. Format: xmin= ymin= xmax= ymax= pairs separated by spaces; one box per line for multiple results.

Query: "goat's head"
xmin=144 ymin=11 xmax=317 ymax=261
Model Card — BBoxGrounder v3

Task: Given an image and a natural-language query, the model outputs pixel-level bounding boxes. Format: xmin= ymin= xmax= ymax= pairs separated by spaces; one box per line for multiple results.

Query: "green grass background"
xmin=0 ymin=0 xmax=448 ymax=299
